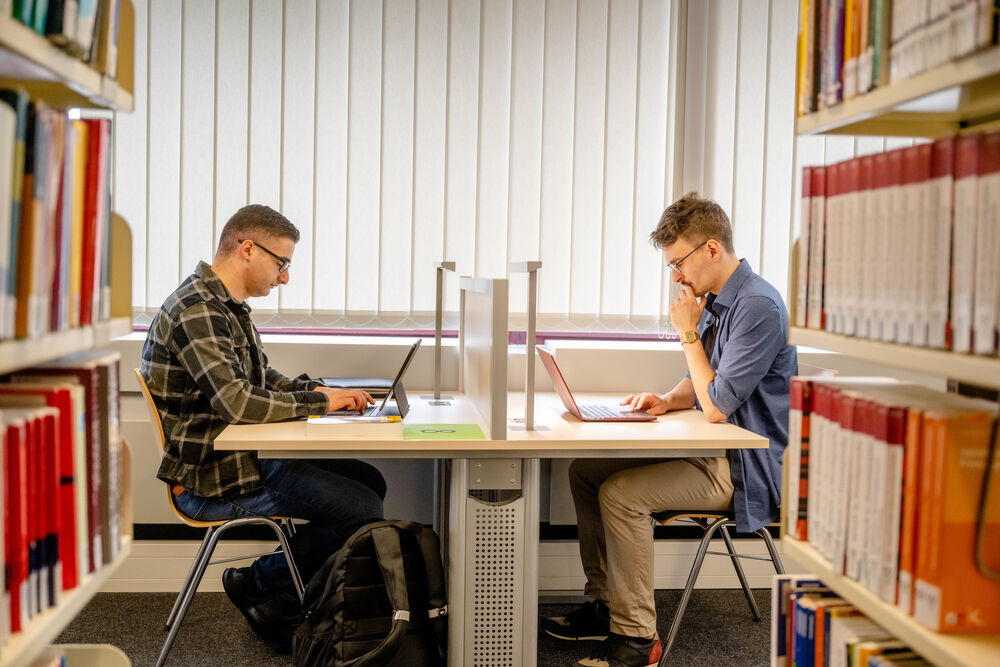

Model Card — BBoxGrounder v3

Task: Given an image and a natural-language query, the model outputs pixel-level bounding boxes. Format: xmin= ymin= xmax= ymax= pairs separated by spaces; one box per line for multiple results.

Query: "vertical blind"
xmin=114 ymin=0 xmax=901 ymax=334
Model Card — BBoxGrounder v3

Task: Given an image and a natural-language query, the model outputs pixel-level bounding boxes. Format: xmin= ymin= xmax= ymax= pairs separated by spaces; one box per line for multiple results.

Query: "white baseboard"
xmin=100 ymin=538 xmax=802 ymax=593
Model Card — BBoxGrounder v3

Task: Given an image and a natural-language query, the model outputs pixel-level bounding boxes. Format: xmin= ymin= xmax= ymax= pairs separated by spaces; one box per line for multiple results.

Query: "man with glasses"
xmin=140 ymin=204 xmax=385 ymax=645
xmin=544 ymin=193 xmax=797 ymax=667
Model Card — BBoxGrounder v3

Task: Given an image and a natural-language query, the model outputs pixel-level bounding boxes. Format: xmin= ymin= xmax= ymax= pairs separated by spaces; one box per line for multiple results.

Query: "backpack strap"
xmin=342 ymin=526 xmax=411 ymax=667
xmin=412 ymin=526 xmax=448 ymax=657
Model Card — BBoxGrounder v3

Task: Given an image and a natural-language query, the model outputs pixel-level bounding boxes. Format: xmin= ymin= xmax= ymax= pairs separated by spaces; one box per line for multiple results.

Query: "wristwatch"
xmin=681 ymin=330 xmax=700 ymax=345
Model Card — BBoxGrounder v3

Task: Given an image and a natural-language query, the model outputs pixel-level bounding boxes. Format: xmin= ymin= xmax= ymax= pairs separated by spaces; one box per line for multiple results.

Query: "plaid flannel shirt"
xmin=142 ymin=262 xmax=328 ymax=498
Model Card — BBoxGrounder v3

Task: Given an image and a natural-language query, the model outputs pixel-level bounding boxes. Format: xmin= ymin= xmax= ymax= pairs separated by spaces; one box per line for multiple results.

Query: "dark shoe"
xmin=244 ymin=595 xmax=304 ymax=645
xmin=575 ymin=633 xmax=662 ymax=667
xmin=541 ymin=599 xmax=611 ymax=641
xmin=222 ymin=567 xmax=265 ymax=609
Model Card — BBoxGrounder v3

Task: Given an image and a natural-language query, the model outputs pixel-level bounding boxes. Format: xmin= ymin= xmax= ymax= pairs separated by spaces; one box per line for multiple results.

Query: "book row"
xmin=795 ymin=0 xmax=1000 ymax=116
xmin=793 ymin=131 xmax=1000 ymax=356
xmin=0 ymin=349 xmax=124 ymax=650
xmin=784 ymin=377 xmax=1000 ymax=634
xmin=0 ymin=89 xmax=114 ymax=342
xmin=772 ymin=574 xmax=933 ymax=667
xmin=5 ymin=0 xmax=123 ymax=80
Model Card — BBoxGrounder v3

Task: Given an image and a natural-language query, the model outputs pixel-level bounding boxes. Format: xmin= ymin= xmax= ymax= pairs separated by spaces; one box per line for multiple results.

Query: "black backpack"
xmin=292 ymin=520 xmax=448 ymax=666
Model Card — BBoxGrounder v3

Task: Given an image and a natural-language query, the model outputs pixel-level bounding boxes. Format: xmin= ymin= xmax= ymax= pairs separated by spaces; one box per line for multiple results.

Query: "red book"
xmin=79 ymin=119 xmax=109 ymax=327
xmin=787 ymin=378 xmax=813 ymax=540
xmin=16 ymin=364 xmax=102 ymax=573
xmin=0 ymin=384 xmax=79 ymax=590
xmin=808 ymin=167 xmax=827 ymax=330
xmin=929 ymin=137 xmax=955 ymax=350
xmin=3 ymin=414 xmax=30 ymax=632
xmin=39 ymin=411 xmax=62 ymax=608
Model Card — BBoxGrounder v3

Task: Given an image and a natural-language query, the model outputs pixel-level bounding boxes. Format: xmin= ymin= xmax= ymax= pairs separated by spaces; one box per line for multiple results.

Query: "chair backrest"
xmin=134 ymin=368 xmax=167 ymax=455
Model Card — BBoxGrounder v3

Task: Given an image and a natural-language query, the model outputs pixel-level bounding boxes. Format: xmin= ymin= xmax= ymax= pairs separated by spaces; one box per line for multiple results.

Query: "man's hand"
xmin=620 ymin=392 xmax=670 ymax=415
xmin=669 ymin=285 xmax=706 ymax=334
xmin=317 ymin=387 xmax=375 ymax=413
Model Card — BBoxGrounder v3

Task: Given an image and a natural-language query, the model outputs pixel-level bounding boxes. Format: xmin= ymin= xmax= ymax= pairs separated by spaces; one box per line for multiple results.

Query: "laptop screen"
xmin=535 ymin=345 xmax=583 ymax=418
xmin=375 ymin=338 xmax=422 ymax=412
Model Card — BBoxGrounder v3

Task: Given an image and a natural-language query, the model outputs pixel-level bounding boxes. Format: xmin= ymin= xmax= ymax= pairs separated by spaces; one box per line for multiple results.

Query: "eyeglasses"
xmin=666 ymin=240 xmax=708 ymax=275
xmin=239 ymin=239 xmax=291 ymax=273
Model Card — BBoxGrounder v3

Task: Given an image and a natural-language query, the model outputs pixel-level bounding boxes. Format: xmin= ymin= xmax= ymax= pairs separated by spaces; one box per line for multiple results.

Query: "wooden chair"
xmin=133 ymin=369 xmax=305 ymax=667
xmin=651 ymin=509 xmax=785 ymax=665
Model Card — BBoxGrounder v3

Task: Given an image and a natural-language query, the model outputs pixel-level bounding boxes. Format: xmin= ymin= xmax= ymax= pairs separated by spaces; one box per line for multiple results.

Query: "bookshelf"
xmin=0 ymin=318 xmax=132 ymax=376
xmin=787 ymin=22 xmax=1000 ymax=665
xmin=796 ymin=46 xmax=1000 ymax=138
xmin=0 ymin=15 xmax=133 ymax=112
xmin=0 ymin=538 xmax=133 ymax=667
xmin=789 ymin=327 xmax=1000 ymax=389
xmin=782 ymin=537 xmax=1000 ymax=667
xmin=1 ymin=4 xmax=135 ymax=666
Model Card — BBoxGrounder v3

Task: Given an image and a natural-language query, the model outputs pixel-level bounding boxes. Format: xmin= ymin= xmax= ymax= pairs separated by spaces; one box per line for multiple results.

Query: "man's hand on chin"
xmin=669 ymin=286 xmax=705 ymax=334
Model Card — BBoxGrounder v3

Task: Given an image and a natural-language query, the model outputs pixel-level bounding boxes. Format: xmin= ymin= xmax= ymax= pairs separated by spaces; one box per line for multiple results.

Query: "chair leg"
xmin=156 ymin=526 xmax=226 ymax=667
xmin=164 ymin=528 xmax=214 ymax=631
xmin=265 ymin=518 xmax=306 ymax=603
xmin=659 ymin=517 xmax=729 ymax=666
xmin=720 ymin=524 xmax=761 ymax=622
xmin=757 ymin=527 xmax=785 ymax=575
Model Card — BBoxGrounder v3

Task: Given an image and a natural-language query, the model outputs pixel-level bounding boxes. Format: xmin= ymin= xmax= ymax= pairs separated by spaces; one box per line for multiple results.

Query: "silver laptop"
xmin=330 ymin=339 xmax=421 ymax=417
xmin=536 ymin=346 xmax=656 ymax=422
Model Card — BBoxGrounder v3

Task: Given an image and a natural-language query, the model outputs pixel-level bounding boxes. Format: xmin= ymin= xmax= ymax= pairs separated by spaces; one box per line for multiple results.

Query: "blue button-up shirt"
xmin=694 ymin=259 xmax=797 ymax=532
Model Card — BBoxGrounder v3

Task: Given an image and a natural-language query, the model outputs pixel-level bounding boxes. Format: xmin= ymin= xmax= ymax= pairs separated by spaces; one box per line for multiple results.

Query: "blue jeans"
xmin=174 ymin=458 xmax=385 ymax=599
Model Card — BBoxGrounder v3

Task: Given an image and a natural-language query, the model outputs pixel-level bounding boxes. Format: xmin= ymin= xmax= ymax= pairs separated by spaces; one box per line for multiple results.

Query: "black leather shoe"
xmin=245 ymin=595 xmax=304 ymax=645
xmin=222 ymin=567 xmax=266 ymax=610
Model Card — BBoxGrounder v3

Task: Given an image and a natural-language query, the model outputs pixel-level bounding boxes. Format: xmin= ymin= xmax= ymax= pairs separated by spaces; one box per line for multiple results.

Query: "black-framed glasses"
xmin=239 ymin=239 xmax=291 ymax=273
xmin=666 ymin=240 xmax=708 ymax=275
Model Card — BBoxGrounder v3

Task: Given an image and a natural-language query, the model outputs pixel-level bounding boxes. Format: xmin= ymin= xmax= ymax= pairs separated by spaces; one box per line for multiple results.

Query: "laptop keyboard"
xmin=580 ymin=404 xmax=627 ymax=419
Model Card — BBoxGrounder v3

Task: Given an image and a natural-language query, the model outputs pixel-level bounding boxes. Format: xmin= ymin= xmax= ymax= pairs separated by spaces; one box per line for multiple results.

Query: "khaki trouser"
xmin=568 ymin=457 xmax=735 ymax=638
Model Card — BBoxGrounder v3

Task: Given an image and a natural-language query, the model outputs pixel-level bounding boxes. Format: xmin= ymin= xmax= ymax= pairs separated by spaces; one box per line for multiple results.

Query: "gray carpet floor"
xmin=57 ymin=589 xmax=770 ymax=666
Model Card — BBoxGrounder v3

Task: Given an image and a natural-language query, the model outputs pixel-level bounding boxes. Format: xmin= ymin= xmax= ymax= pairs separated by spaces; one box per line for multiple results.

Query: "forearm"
xmin=662 ymin=377 xmax=696 ymax=411
xmin=682 ymin=342 xmax=727 ymax=422
xmin=265 ymin=367 xmax=318 ymax=393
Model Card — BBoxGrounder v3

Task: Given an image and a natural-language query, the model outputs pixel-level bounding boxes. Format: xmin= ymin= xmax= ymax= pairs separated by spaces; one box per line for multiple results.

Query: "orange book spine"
xmin=915 ymin=411 xmax=1000 ymax=633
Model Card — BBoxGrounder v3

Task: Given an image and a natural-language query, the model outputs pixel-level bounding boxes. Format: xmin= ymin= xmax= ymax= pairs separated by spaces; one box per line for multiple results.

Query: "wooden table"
xmin=215 ymin=391 xmax=768 ymax=666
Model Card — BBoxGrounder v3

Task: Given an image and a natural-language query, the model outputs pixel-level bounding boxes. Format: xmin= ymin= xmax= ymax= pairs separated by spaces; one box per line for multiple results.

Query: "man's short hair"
xmin=217 ymin=205 xmax=300 ymax=256
xmin=649 ymin=192 xmax=735 ymax=254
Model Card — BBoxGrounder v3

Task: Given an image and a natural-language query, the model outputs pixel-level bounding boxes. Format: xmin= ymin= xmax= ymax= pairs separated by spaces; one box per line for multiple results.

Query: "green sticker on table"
xmin=403 ymin=424 xmax=486 ymax=440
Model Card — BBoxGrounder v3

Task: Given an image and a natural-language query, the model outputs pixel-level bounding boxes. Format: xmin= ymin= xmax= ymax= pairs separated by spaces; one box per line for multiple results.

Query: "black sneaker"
xmin=575 ymin=632 xmax=663 ymax=667
xmin=541 ymin=599 xmax=611 ymax=641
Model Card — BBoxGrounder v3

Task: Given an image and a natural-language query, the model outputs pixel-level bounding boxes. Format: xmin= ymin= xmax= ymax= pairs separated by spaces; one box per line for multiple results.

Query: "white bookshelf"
xmin=0 ymin=15 xmax=133 ymax=112
xmin=0 ymin=538 xmax=133 ymax=667
xmin=0 ymin=318 xmax=132 ymax=376
xmin=796 ymin=46 xmax=1000 ymax=138
xmin=782 ymin=537 xmax=1000 ymax=667
xmin=790 ymin=35 xmax=1000 ymax=666
xmin=789 ymin=327 xmax=1000 ymax=390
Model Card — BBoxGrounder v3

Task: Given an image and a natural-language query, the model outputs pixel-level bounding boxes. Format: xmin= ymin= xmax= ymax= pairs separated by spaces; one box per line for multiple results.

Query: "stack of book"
xmin=5 ymin=0 xmax=124 ymax=79
xmin=772 ymin=574 xmax=931 ymax=666
xmin=785 ymin=377 xmax=1000 ymax=634
xmin=794 ymin=131 xmax=1000 ymax=356
xmin=796 ymin=0 xmax=1000 ymax=116
xmin=0 ymin=89 xmax=113 ymax=342
xmin=0 ymin=349 xmax=124 ymax=650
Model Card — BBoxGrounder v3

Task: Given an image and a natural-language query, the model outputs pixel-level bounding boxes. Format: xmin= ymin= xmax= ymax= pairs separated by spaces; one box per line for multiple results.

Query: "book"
xmin=0 ymin=99 xmax=15 ymax=343
xmin=952 ymin=133 xmax=980 ymax=354
xmin=0 ymin=90 xmax=29 ymax=341
xmin=795 ymin=166 xmax=812 ymax=328
xmin=807 ymin=166 xmax=827 ymax=330
xmin=926 ymin=136 xmax=954 ymax=350
xmin=914 ymin=403 xmax=1000 ymax=632
xmin=0 ymin=383 xmax=80 ymax=590
xmin=771 ymin=574 xmax=828 ymax=666
xmin=973 ymin=131 xmax=1000 ymax=355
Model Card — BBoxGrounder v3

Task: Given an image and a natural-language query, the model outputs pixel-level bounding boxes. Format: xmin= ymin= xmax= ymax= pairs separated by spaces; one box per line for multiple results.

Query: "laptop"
xmin=328 ymin=339 xmax=421 ymax=418
xmin=536 ymin=345 xmax=657 ymax=422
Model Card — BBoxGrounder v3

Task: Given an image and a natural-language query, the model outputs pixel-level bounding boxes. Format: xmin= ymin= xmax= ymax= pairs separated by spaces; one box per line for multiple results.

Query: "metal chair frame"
xmin=134 ymin=370 xmax=306 ymax=667
xmin=651 ymin=512 xmax=785 ymax=665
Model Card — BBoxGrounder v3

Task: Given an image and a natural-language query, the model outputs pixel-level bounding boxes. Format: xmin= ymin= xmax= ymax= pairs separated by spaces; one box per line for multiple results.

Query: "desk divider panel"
xmin=458 ymin=277 xmax=508 ymax=440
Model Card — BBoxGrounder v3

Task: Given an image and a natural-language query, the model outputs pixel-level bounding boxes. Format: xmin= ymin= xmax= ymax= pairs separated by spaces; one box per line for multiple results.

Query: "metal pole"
xmin=510 ymin=261 xmax=541 ymax=431
xmin=434 ymin=261 xmax=456 ymax=400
